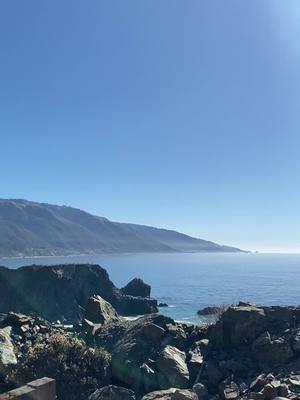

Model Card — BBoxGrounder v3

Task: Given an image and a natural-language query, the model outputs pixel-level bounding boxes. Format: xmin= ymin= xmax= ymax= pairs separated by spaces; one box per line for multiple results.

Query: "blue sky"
xmin=1 ymin=1 xmax=300 ymax=252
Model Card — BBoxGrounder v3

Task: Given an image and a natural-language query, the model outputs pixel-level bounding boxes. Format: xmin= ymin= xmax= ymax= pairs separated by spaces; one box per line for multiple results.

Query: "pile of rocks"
xmin=87 ymin=302 xmax=300 ymax=400
xmin=0 ymin=312 xmax=67 ymax=394
xmin=0 ymin=312 xmax=64 ymax=354
xmin=3 ymin=295 xmax=300 ymax=400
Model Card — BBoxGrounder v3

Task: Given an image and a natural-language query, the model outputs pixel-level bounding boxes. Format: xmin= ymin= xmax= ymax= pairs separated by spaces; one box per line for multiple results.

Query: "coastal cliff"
xmin=0 ymin=264 xmax=158 ymax=322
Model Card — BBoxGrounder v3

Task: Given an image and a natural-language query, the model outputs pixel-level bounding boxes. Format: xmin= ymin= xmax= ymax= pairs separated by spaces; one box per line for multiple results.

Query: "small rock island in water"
xmin=1 ymin=263 xmax=300 ymax=400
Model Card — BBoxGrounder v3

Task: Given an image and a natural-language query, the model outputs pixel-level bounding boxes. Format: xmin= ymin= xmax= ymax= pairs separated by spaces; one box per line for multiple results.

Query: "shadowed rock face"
xmin=0 ymin=264 xmax=158 ymax=323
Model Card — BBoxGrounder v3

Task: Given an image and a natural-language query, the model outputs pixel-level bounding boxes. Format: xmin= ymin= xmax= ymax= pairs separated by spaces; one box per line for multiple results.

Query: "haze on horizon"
xmin=1 ymin=1 xmax=300 ymax=253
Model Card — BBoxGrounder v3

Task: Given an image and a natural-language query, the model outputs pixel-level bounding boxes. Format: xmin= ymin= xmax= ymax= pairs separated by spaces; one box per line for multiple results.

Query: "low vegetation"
xmin=12 ymin=334 xmax=111 ymax=400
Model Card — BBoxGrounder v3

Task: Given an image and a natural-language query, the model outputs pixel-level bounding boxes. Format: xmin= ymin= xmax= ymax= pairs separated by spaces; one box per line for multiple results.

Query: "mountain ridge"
xmin=0 ymin=199 xmax=245 ymax=256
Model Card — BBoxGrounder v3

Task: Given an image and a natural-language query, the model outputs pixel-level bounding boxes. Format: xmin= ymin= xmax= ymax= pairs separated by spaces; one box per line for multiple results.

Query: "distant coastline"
xmin=0 ymin=198 xmax=245 ymax=257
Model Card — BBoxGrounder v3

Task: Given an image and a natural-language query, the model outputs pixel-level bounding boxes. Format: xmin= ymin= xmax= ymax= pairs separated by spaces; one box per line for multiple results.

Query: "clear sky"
xmin=1 ymin=1 xmax=300 ymax=252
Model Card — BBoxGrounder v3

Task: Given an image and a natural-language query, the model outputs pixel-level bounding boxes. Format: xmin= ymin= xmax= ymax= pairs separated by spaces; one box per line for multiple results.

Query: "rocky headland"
xmin=1 ymin=264 xmax=300 ymax=400
xmin=0 ymin=264 xmax=158 ymax=322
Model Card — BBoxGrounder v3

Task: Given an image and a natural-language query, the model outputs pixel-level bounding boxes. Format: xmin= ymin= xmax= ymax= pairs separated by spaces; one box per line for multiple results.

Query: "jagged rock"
xmin=193 ymin=383 xmax=209 ymax=400
xmin=171 ymin=390 xmax=198 ymax=400
xmin=162 ymin=324 xmax=188 ymax=350
xmin=157 ymin=345 xmax=189 ymax=389
xmin=252 ymin=332 xmax=294 ymax=365
xmin=263 ymin=306 xmax=293 ymax=330
xmin=81 ymin=318 xmax=103 ymax=335
xmin=0 ymin=326 xmax=17 ymax=368
xmin=142 ymin=389 xmax=197 ymax=400
xmin=88 ymin=385 xmax=136 ymax=400
xmin=220 ymin=305 xmax=267 ymax=346
xmin=278 ymin=384 xmax=289 ymax=397
xmin=111 ymin=314 xmax=174 ymax=392
xmin=121 ymin=278 xmax=151 ymax=298
xmin=260 ymin=383 xmax=279 ymax=400
xmin=197 ymin=339 xmax=211 ymax=357
xmin=0 ymin=312 xmax=32 ymax=328
xmin=158 ymin=303 xmax=169 ymax=308
xmin=188 ymin=342 xmax=203 ymax=384
xmin=197 ymin=307 xmax=222 ymax=316
xmin=143 ymin=323 xmax=166 ymax=343
xmin=83 ymin=295 xmax=120 ymax=325
xmin=250 ymin=374 xmax=267 ymax=392
xmin=223 ymin=382 xmax=239 ymax=400
xmin=141 ymin=363 xmax=157 ymax=394
xmin=287 ymin=376 xmax=300 ymax=388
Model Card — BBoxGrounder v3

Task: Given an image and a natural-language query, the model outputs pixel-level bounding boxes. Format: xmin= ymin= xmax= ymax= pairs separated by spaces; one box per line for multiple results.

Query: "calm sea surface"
xmin=1 ymin=253 xmax=300 ymax=324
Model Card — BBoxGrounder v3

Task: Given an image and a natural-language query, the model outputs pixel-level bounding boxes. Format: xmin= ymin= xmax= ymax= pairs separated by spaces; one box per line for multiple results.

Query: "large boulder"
xmin=83 ymin=295 xmax=120 ymax=325
xmin=157 ymin=345 xmax=190 ymax=389
xmin=219 ymin=305 xmax=267 ymax=346
xmin=111 ymin=314 xmax=174 ymax=393
xmin=252 ymin=332 xmax=294 ymax=366
xmin=0 ymin=264 xmax=158 ymax=322
xmin=121 ymin=278 xmax=151 ymax=298
xmin=89 ymin=385 xmax=136 ymax=400
xmin=0 ymin=326 xmax=17 ymax=369
xmin=142 ymin=389 xmax=197 ymax=400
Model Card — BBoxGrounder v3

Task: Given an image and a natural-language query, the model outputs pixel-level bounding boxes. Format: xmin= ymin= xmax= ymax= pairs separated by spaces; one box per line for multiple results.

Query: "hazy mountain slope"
xmin=0 ymin=199 xmax=243 ymax=256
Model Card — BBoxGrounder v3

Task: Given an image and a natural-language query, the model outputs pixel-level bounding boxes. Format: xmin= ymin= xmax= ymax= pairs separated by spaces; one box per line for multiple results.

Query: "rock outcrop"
xmin=0 ymin=264 xmax=158 ymax=322
xmin=83 ymin=295 xmax=120 ymax=325
xmin=121 ymin=278 xmax=151 ymax=298
xmin=157 ymin=345 xmax=190 ymax=389
xmin=197 ymin=307 xmax=222 ymax=316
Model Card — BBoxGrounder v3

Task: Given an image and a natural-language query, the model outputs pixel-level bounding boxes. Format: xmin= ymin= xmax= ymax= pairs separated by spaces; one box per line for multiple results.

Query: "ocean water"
xmin=1 ymin=252 xmax=300 ymax=324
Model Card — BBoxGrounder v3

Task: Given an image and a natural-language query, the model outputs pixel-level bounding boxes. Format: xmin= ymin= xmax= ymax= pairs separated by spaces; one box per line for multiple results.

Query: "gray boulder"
xmin=111 ymin=314 xmax=174 ymax=392
xmin=0 ymin=326 xmax=17 ymax=369
xmin=220 ymin=305 xmax=267 ymax=346
xmin=83 ymin=295 xmax=120 ymax=325
xmin=157 ymin=345 xmax=190 ymax=389
xmin=88 ymin=385 xmax=136 ymax=400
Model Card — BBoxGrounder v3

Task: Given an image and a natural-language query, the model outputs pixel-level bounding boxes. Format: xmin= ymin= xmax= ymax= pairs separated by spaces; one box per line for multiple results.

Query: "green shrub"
xmin=12 ymin=334 xmax=111 ymax=400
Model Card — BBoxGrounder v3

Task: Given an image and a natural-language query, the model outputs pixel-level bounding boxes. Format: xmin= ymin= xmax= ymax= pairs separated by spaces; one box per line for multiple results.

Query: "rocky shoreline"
xmin=1 ymin=264 xmax=300 ymax=400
